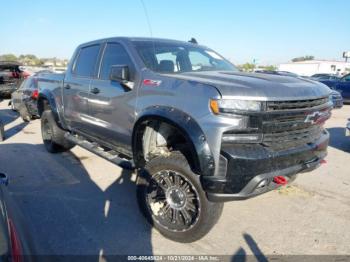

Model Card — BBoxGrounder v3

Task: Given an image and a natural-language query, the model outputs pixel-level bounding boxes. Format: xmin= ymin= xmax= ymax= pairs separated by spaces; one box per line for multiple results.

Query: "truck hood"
xmin=164 ymin=71 xmax=332 ymax=101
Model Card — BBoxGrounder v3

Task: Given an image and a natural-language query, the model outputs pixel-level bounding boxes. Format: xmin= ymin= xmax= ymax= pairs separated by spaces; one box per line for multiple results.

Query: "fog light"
xmin=222 ymin=133 xmax=262 ymax=143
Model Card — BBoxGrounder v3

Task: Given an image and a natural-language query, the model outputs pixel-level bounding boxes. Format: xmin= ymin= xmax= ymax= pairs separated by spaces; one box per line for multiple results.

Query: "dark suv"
xmin=0 ymin=61 xmax=24 ymax=98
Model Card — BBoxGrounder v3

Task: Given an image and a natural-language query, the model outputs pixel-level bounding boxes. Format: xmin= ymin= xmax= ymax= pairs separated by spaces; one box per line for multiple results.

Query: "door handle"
xmin=64 ymin=84 xmax=71 ymax=89
xmin=91 ymin=87 xmax=100 ymax=94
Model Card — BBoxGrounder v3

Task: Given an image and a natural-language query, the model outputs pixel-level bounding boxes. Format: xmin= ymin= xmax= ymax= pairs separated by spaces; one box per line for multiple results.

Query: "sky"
xmin=0 ymin=0 xmax=349 ymax=65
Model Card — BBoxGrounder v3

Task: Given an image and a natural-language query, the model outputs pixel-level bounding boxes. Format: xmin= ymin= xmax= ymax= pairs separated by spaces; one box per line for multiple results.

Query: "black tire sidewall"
xmin=19 ymin=105 xmax=31 ymax=122
xmin=0 ymin=121 xmax=5 ymax=141
xmin=41 ymin=110 xmax=74 ymax=153
xmin=41 ymin=111 xmax=58 ymax=152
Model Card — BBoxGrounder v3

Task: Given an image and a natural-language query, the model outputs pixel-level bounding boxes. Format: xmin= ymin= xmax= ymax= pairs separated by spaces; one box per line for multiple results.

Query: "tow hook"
xmin=273 ymin=176 xmax=287 ymax=185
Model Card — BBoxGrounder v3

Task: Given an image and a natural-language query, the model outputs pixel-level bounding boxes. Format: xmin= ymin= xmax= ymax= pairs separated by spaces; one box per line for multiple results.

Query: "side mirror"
xmin=110 ymin=65 xmax=129 ymax=82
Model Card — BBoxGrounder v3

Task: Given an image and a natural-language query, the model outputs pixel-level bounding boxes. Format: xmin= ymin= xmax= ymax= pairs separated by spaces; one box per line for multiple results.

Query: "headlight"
xmin=210 ymin=99 xmax=263 ymax=114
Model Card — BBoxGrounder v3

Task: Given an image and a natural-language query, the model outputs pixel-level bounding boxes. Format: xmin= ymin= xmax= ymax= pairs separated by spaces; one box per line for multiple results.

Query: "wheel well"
xmin=133 ymin=118 xmax=200 ymax=174
xmin=38 ymin=97 xmax=50 ymax=116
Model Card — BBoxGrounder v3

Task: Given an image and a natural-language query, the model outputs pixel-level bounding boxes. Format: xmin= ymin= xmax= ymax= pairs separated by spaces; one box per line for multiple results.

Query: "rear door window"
xmin=74 ymin=45 xmax=101 ymax=77
xmin=156 ymin=52 xmax=179 ymax=72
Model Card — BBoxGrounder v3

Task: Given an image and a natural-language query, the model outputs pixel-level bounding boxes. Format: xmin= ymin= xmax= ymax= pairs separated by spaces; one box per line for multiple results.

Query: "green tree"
xmin=259 ymin=65 xmax=277 ymax=71
xmin=292 ymin=56 xmax=314 ymax=62
xmin=0 ymin=54 xmax=18 ymax=61
xmin=238 ymin=63 xmax=256 ymax=72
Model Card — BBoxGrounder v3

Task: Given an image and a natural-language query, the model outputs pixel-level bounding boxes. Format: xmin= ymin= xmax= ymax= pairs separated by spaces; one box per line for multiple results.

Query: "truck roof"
xmin=78 ymin=37 xmax=206 ymax=49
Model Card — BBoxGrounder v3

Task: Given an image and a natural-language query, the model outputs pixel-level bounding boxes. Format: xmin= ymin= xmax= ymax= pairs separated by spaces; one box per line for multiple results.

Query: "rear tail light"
xmin=31 ymin=90 xmax=39 ymax=100
xmin=8 ymin=219 xmax=22 ymax=262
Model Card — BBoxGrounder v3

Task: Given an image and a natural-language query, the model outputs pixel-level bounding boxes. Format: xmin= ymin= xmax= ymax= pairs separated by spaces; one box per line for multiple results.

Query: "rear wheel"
xmin=41 ymin=110 xmax=74 ymax=153
xmin=137 ymin=151 xmax=223 ymax=242
xmin=10 ymin=100 xmax=15 ymax=111
xmin=19 ymin=105 xmax=31 ymax=122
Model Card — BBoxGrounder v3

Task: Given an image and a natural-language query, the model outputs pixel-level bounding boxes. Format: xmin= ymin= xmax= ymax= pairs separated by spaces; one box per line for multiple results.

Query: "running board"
xmin=64 ymin=133 xmax=134 ymax=170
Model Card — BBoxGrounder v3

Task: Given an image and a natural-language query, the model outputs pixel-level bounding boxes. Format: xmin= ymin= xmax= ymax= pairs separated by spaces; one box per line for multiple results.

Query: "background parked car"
xmin=10 ymin=75 xmax=40 ymax=122
xmin=311 ymin=74 xmax=340 ymax=81
xmin=317 ymin=74 xmax=350 ymax=103
xmin=0 ymin=61 xmax=26 ymax=98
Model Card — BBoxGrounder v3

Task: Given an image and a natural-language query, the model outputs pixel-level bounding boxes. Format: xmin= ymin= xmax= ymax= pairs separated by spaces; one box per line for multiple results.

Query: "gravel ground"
xmin=0 ymin=99 xmax=349 ymax=259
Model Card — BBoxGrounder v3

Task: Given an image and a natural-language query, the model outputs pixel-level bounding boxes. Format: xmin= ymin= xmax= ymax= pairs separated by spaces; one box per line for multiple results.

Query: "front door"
xmin=87 ymin=42 xmax=137 ymax=154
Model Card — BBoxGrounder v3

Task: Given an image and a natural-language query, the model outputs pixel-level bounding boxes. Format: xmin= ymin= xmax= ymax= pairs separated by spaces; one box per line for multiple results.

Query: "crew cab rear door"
xmin=63 ymin=44 xmax=101 ymax=131
xmin=87 ymin=42 xmax=137 ymax=154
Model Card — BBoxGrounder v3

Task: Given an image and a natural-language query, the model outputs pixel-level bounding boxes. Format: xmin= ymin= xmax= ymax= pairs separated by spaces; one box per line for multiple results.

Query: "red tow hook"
xmin=273 ymin=176 xmax=287 ymax=185
xmin=320 ymin=159 xmax=327 ymax=164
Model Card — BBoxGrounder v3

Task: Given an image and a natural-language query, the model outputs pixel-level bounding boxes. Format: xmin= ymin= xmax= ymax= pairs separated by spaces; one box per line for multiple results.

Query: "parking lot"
xmin=0 ymin=99 xmax=349 ymax=257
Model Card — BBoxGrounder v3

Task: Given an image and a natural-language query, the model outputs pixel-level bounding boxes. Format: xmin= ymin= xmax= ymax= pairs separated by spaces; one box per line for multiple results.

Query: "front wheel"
xmin=136 ymin=152 xmax=223 ymax=242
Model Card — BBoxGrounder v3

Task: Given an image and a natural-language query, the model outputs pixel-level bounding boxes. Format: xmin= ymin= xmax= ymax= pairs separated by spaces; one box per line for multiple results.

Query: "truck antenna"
xmin=140 ymin=0 xmax=153 ymax=38
xmin=139 ymin=0 xmax=156 ymax=67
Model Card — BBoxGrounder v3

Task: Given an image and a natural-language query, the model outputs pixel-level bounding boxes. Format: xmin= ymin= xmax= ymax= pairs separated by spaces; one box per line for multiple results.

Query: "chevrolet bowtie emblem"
xmin=304 ymin=111 xmax=327 ymax=124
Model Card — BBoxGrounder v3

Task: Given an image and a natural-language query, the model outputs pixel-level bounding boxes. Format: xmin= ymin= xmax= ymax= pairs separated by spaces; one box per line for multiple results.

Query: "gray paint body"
xmin=37 ymin=37 xmax=332 ymax=176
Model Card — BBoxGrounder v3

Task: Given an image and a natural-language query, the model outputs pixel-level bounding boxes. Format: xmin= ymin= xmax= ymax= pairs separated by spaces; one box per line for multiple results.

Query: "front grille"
xmin=222 ymin=97 xmax=330 ymax=149
xmin=266 ymin=97 xmax=329 ymax=111
xmin=261 ymin=112 xmax=326 ymax=149
xmin=263 ymin=125 xmax=322 ymax=148
xmin=262 ymin=97 xmax=330 ymax=148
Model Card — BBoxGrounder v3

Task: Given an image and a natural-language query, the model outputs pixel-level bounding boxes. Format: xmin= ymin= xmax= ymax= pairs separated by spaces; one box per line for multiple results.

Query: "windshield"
xmin=132 ymin=40 xmax=237 ymax=74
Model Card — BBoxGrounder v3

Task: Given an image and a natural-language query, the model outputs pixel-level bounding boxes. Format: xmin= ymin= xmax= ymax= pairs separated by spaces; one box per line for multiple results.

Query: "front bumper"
xmin=332 ymin=97 xmax=343 ymax=108
xmin=202 ymin=129 xmax=329 ymax=202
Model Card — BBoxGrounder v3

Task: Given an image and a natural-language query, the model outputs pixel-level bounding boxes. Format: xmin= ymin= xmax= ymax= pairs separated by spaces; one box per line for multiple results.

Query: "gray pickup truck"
xmin=37 ymin=37 xmax=332 ymax=242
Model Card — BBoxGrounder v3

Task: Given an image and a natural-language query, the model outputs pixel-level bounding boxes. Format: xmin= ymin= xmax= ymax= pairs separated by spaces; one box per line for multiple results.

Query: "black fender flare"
xmin=37 ymin=91 xmax=63 ymax=128
xmin=132 ymin=106 xmax=215 ymax=177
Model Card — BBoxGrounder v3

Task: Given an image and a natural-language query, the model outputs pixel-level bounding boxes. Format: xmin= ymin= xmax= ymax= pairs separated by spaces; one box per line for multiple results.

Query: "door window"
xmin=342 ymin=74 xmax=350 ymax=82
xmin=156 ymin=52 xmax=179 ymax=72
xmin=74 ymin=45 xmax=100 ymax=77
xmin=99 ymin=43 xmax=134 ymax=80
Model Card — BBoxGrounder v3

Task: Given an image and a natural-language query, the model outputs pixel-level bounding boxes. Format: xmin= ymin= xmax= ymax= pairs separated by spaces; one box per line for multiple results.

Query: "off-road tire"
xmin=136 ymin=151 xmax=223 ymax=242
xmin=41 ymin=110 xmax=74 ymax=153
